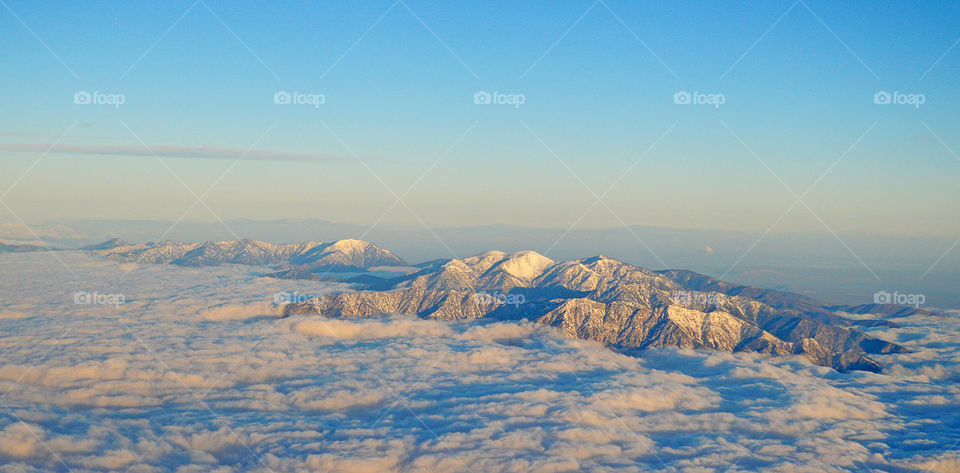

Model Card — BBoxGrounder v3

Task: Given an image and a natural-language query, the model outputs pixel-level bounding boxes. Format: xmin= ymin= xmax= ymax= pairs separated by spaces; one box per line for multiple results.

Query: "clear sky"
xmin=1 ymin=0 xmax=958 ymax=236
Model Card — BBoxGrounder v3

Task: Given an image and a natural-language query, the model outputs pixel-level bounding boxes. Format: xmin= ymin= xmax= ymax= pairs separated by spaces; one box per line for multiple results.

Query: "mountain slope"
xmin=282 ymin=251 xmax=906 ymax=372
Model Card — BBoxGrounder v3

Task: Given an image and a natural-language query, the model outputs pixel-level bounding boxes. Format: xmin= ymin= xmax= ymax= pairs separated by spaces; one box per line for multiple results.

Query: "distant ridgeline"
xmin=88 ymin=238 xmax=930 ymax=372
xmin=86 ymin=238 xmax=405 ymax=271
xmin=0 ymin=241 xmax=54 ymax=253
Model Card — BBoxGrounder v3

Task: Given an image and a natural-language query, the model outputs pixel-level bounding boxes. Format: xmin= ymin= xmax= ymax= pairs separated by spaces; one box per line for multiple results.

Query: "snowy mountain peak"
xmin=490 ymin=251 xmax=554 ymax=280
xmin=326 ymin=238 xmax=374 ymax=252
xmin=462 ymin=250 xmax=510 ymax=273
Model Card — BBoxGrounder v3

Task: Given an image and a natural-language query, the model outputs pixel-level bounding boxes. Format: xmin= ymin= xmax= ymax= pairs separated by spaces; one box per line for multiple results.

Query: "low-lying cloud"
xmin=196 ymin=302 xmax=281 ymax=321
xmin=0 ymin=252 xmax=956 ymax=472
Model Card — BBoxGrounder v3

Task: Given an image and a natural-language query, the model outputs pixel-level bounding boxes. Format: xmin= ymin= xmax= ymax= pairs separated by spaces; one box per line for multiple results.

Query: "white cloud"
xmin=292 ymin=317 xmax=453 ymax=340
xmin=196 ymin=302 xmax=280 ymax=321
xmin=914 ymin=451 xmax=960 ymax=473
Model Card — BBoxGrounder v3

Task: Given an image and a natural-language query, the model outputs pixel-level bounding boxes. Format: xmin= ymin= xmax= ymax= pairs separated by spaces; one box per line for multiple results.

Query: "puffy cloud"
xmin=78 ymin=449 xmax=140 ymax=470
xmin=0 ymin=424 xmax=43 ymax=460
xmin=785 ymin=387 xmax=888 ymax=420
xmin=914 ymin=451 xmax=960 ymax=473
xmin=196 ymin=302 xmax=280 ymax=321
xmin=292 ymin=317 xmax=452 ymax=340
xmin=588 ymin=385 xmax=719 ymax=412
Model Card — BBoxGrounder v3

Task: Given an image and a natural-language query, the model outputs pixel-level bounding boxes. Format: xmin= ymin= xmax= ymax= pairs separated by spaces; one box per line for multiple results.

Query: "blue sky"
xmin=1 ymin=0 xmax=958 ymax=236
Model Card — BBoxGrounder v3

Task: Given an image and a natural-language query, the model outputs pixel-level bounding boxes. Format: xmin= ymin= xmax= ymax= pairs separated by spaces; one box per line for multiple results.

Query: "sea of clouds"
xmin=0 ymin=252 xmax=957 ymax=472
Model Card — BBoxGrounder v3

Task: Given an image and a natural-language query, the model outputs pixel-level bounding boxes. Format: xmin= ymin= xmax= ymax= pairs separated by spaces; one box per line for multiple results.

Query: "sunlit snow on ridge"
xmin=0 ymin=252 xmax=957 ymax=472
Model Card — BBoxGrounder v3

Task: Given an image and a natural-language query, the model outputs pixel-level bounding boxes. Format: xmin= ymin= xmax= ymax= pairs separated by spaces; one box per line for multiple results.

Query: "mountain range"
xmin=87 ymin=238 xmax=406 ymax=271
xmin=85 ymin=238 xmax=912 ymax=372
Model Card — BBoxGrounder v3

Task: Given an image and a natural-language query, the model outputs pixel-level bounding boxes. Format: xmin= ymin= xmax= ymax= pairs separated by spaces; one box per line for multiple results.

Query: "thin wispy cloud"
xmin=0 ymin=142 xmax=345 ymax=162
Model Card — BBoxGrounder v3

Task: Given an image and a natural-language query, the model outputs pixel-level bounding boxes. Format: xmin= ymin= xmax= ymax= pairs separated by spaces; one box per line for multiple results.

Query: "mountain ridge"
xmin=278 ymin=247 xmax=911 ymax=372
xmin=85 ymin=238 xmax=914 ymax=372
xmin=87 ymin=238 xmax=406 ymax=270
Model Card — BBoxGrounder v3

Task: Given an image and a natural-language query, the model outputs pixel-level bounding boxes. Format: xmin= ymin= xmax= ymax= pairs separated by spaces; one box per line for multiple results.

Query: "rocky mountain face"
xmin=282 ymin=249 xmax=908 ymax=372
xmin=87 ymin=238 xmax=406 ymax=270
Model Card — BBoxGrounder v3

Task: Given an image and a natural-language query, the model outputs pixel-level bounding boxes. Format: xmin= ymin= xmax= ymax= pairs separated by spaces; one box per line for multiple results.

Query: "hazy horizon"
xmin=3 ymin=217 xmax=958 ymax=308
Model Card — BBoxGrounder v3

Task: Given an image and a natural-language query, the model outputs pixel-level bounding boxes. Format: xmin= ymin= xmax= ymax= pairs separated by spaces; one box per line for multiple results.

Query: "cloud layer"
xmin=0 ymin=252 xmax=956 ymax=472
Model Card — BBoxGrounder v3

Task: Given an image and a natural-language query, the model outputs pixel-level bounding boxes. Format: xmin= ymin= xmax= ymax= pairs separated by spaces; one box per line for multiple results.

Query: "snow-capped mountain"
xmin=281 ymin=249 xmax=908 ymax=372
xmin=288 ymin=238 xmax=407 ymax=270
xmin=86 ymin=237 xmax=910 ymax=372
xmin=87 ymin=238 xmax=406 ymax=270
